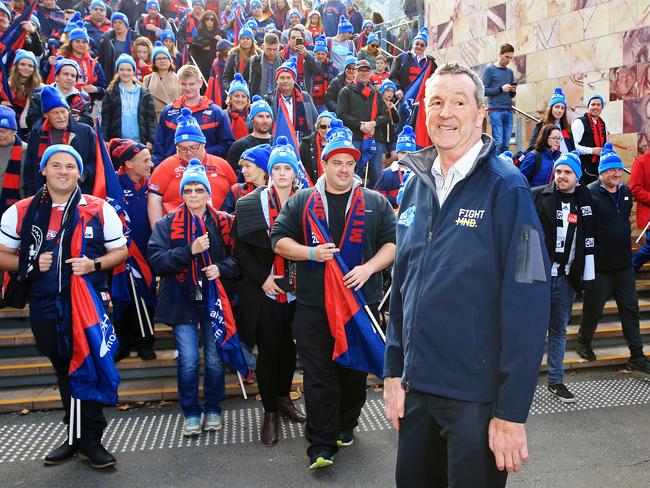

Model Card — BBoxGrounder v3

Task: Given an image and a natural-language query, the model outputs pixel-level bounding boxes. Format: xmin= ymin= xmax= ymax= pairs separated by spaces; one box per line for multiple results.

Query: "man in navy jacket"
xmin=384 ymin=63 xmax=551 ymax=487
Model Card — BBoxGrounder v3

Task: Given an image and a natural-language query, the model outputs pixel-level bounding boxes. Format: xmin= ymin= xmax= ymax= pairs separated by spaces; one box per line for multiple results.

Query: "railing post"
xmin=381 ymin=24 xmax=387 ymax=53
xmin=515 ymin=116 xmax=523 ymax=152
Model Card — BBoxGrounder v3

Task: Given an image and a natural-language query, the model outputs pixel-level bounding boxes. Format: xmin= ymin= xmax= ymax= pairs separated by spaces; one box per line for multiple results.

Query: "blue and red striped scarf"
xmin=0 ymin=136 xmax=23 ymax=214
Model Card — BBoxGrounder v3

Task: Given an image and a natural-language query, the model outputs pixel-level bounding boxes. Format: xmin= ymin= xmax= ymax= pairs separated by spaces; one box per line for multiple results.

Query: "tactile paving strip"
xmin=1 ymin=378 xmax=649 ymax=463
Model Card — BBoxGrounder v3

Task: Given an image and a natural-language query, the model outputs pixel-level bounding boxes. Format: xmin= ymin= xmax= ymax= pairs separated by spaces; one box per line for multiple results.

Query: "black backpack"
xmin=514 ymin=150 xmax=542 ymax=183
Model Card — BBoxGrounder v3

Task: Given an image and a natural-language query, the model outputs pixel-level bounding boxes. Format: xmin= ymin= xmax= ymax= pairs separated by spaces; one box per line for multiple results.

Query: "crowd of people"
xmin=0 ymin=0 xmax=649 ymax=486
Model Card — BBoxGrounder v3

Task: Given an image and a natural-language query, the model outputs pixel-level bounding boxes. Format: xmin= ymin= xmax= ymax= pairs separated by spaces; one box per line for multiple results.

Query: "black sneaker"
xmin=309 ymin=450 xmax=334 ymax=470
xmin=336 ymin=430 xmax=354 ymax=447
xmin=547 ymin=383 xmax=576 ymax=403
xmin=627 ymin=356 xmax=650 ymax=374
xmin=576 ymin=343 xmax=597 ymax=361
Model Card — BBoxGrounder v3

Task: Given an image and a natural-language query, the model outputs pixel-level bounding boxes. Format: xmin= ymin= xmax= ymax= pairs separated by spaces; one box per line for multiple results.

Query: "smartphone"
xmin=274 ymin=277 xmax=294 ymax=293
xmin=511 ymin=82 xmax=518 ymax=86
xmin=296 ymin=37 xmax=303 ymax=46
xmin=70 ymin=109 xmax=81 ymax=116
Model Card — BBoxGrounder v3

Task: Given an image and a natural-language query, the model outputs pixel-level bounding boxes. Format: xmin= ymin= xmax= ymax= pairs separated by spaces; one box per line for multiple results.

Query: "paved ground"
xmin=2 ymin=368 xmax=650 ymax=488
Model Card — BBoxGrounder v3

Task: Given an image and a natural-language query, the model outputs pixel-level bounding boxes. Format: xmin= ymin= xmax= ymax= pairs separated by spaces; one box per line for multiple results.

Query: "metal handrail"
xmin=513 ymin=106 xmax=540 ymax=123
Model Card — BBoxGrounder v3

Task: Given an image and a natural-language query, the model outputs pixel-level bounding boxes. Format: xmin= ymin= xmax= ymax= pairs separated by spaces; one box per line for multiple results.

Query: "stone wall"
xmin=423 ymin=0 xmax=650 ymax=165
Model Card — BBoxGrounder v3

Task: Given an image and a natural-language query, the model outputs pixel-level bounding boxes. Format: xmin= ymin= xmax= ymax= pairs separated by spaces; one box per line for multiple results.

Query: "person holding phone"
xmin=232 ymin=138 xmax=306 ymax=447
xmin=280 ymin=26 xmax=318 ymax=92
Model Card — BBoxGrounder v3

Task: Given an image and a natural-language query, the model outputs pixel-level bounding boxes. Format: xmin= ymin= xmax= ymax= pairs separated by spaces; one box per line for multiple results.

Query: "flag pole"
xmin=140 ymin=296 xmax=155 ymax=336
xmin=128 ymin=272 xmax=146 ymax=339
xmin=362 ymin=304 xmax=386 ymax=343
xmin=364 ymin=160 xmax=369 ymax=188
xmin=636 ymin=219 xmax=650 ymax=244
xmin=378 ymin=285 xmax=391 ymax=311
xmin=236 ymin=372 xmax=248 ymax=400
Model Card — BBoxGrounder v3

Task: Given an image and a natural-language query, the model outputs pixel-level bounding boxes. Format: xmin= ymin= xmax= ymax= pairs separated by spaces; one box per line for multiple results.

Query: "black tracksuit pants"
xmin=114 ymin=301 xmax=156 ymax=353
xmin=31 ymin=318 xmax=107 ymax=448
xmin=292 ymin=303 xmax=375 ymax=457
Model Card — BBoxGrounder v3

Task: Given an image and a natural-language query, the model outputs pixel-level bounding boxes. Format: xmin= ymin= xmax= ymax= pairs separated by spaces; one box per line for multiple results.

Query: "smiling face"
xmin=600 ymin=167 xmax=623 ymax=190
xmin=56 ymin=65 xmax=78 ymax=91
xmin=425 ymin=73 xmax=485 ymax=163
xmin=42 ymin=152 xmax=79 ymax=195
xmin=154 ymin=54 xmax=171 ymax=72
xmin=252 ymin=112 xmax=273 ymax=134
xmin=71 ymin=39 xmax=89 ymax=56
xmin=322 ymin=152 xmax=357 ymax=193
xmin=16 ymin=59 xmax=35 ymax=79
xmin=229 ymin=90 xmax=249 ymax=112
xmin=547 ymin=128 xmax=562 ymax=152
xmin=277 ymin=72 xmax=295 ymax=94
xmin=551 ymin=103 xmax=565 ymax=120
xmin=117 ymin=63 xmax=134 ymax=83
xmin=180 ymin=76 xmax=202 ymax=99
xmin=554 ymin=165 xmax=577 ymax=192
xmin=125 ymin=149 xmax=154 ymax=179
xmin=588 ymin=98 xmax=603 ymax=118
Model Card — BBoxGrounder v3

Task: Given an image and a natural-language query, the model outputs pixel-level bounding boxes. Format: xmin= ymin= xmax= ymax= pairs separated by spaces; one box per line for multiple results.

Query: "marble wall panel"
xmin=582 ymin=3 xmax=611 ymax=39
xmin=623 ymin=96 xmax=650 ymax=133
xmin=523 ymin=0 xmax=549 ymax=23
xmin=583 ymin=70 xmax=611 ymax=107
xmin=513 ymin=54 xmax=527 ymax=83
xmin=505 ymin=0 xmax=527 ymax=29
xmin=638 ymin=62 xmax=650 ymax=97
xmin=639 ymin=133 xmax=650 ymax=155
xmin=487 ymin=3 xmax=507 ymax=34
xmin=623 ymin=26 xmax=650 ymax=65
xmin=526 ymin=50 xmax=549 ymax=83
xmin=476 ymin=34 xmax=498 ymax=64
xmin=453 ymin=11 xmax=487 ymax=44
xmin=437 ymin=20 xmax=454 ymax=49
xmin=609 ymin=0 xmax=639 ymax=32
xmin=547 ymin=45 xmax=574 ymax=79
xmin=639 ymin=0 xmax=650 ymax=26
xmin=513 ymin=82 xmax=537 ymax=112
xmin=609 ymin=132 xmax=639 ymax=164
xmin=603 ymin=99 xmax=624 ymax=133
xmin=548 ymin=0 xmax=573 ymax=16
xmin=535 ymin=16 xmax=562 ymax=49
xmin=457 ymin=41 xmax=481 ymax=66
xmin=515 ymin=24 xmax=536 ymax=55
xmin=595 ymin=33 xmax=625 ymax=70
xmin=558 ymin=10 xmax=586 ymax=45
xmin=426 ymin=0 xmax=457 ymax=25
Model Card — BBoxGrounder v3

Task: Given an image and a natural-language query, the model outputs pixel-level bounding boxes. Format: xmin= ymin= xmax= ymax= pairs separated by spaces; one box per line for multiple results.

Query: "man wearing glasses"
xmin=389 ymin=27 xmax=436 ymax=101
xmin=147 ymin=108 xmax=236 ymax=227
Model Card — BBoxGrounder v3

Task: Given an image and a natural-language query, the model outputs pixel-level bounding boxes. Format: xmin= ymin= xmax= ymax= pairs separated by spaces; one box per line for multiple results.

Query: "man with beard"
xmin=572 ymin=94 xmax=608 ymax=184
xmin=226 ymin=96 xmax=274 ymax=172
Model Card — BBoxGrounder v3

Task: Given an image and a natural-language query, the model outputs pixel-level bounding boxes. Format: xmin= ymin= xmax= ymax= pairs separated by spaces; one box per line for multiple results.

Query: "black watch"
xmin=94 ymin=258 xmax=102 ymax=272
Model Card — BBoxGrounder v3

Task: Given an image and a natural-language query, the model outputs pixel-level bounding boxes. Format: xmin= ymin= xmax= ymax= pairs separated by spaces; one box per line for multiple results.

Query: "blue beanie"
xmin=396 ymin=125 xmax=416 ymax=153
xmin=316 ymin=110 xmax=335 ymax=124
xmin=367 ymin=32 xmax=379 ymax=45
xmin=145 ymin=0 xmax=159 ymax=11
xmin=268 ymin=136 xmax=299 ymax=175
xmin=228 ymin=72 xmax=250 ymax=98
xmin=245 ymin=18 xmax=258 ymax=31
xmin=322 ymin=118 xmax=360 ymax=161
xmin=13 ymin=49 xmax=37 ymax=68
xmin=337 ymin=15 xmax=353 ymax=34
xmin=554 ymin=150 xmax=582 ymax=180
xmin=111 ymin=12 xmax=129 ymax=27
xmin=69 ymin=26 xmax=90 ymax=43
xmin=0 ymin=106 xmax=17 ymax=132
xmin=191 ymin=0 xmax=204 ymax=6
xmin=238 ymin=26 xmax=255 ymax=42
xmin=41 ymin=85 xmax=70 ymax=114
xmin=114 ymin=53 xmax=136 ymax=72
xmin=413 ymin=27 xmax=429 ymax=46
xmin=30 ymin=15 xmax=40 ymax=30
xmin=240 ymin=144 xmax=272 ymax=172
xmin=276 ymin=57 xmax=297 ymax=79
xmin=548 ymin=87 xmax=567 ymax=108
xmin=288 ymin=8 xmax=301 ymax=20
xmin=89 ymin=0 xmax=106 ymax=11
xmin=380 ymin=79 xmax=397 ymax=94
xmin=151 ymin=41 xmax=171 ymax=62
xmin=64 ymin=13 xmax=82 ymax=33
xmin=54 ymin=56 xmax=80 ymax=77
xmin=248 ymin=95 xmax=273 ymax=123
xmin=0 ymin=2 xmax=10 ymax=19
xmin=39 ymin=144 xmax=83 ymax=173
xmin=217 ymin=39 xmax=234 ymax=51
xmin=314 ymin=35 xmax=328 ymax=54
xmin=175 ymin=108 xmax=207 ymax=145
xmin=180 ymin=158 xmax=210 ymax=195
xmin=344 ymin=54 xmax=357 ymax=69
xmin=160 ymin=29 xmax=175 ymax=43
xmin=588 ymin=94 xmax=605 ymax=107
xmin=598 ymin=142 xmax=624 ymax=174
xmin=250 ymin=0 xmax=263 ymax=9
xmin=362 ymin=20 xmax=373 ymax=30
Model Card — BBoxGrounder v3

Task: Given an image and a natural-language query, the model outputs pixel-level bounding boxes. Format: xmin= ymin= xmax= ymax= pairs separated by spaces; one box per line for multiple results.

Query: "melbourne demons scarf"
xmin=69 ymin=53 xmax=98 ymax=87
xmin=303 ymin=185 xmax=365 ymax=272
xmin=266 ymin=185 xmax=292 ymax=303
xmin=277 ymin=87 xmax=309 ymax=137
xmin=315 ymin=133 xmax=324 ymax=177
xmin=38 ymin=120 xmax=70 ymax=161
xmin=588 ymin=116 xmax=605 ymax=164
xmin=228 ymin=108 xmax=249 ymax=140
xmin=281 ymin=46 xmax=305 ymax=86
xmin=0 ymin=136 xmax=23 ymax=214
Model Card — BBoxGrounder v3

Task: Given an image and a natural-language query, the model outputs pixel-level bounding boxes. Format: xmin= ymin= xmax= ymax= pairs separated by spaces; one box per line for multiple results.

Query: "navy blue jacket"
xmin=519 ymin=149 xmax=560 ymax=187
xmin=147 ymin=210 xmax=239 ymax=325
xmin=384 ymin=136 xmax=551 ymax=423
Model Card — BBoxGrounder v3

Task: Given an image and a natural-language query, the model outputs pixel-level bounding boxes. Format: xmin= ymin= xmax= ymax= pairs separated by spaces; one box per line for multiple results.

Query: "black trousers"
xmin=578 ymin=267 xmax=644 ymax=358
xmin=255 ymin=299 xmax=297 ymax=412
xmin=292 ymin=303 xmax=370 ymax=457
xmin=31 ymin=318 xmax=107 ymax=448
xmin=114 ymin=301 xmax=156 ymax=352
xmin=396 ymin=390 xmax=507 ymax=488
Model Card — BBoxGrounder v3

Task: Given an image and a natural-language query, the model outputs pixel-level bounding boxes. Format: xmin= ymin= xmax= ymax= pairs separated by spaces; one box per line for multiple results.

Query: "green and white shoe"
xmin=183 ymin=416 xmax=201 ymax=436
xmin=203 ymin=413 xmax=223 ymax=431
xmin=309 ymin=451 xmax=334 ymax=470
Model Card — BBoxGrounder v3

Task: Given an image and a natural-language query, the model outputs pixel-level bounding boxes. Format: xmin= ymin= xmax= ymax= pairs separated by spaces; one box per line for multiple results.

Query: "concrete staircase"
xmin=2 ymin=269 xmax=650 ymax=414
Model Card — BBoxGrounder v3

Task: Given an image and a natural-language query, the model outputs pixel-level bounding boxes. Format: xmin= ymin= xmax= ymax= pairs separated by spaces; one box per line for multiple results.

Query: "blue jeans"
xmin=547 ymin=275 xmax=576 ymax=385
xmin=352 ymin=139 xmax=385 ymax=188
xmin=488 ymin=110 xmax=513 ymax=154
xmin=632 ymin=230 xmax=650 ymax=270
xmin=173 ymin=321 xmax=225 ymax=417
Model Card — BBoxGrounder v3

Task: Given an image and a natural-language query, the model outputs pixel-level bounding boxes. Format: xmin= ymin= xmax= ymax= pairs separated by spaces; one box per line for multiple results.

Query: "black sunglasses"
xmin=318 ymin=124 xmax=329 ymax=129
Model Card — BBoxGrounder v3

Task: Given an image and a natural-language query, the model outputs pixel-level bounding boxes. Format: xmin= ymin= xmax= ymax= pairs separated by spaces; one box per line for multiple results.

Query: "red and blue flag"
xmin=305 ymin=206 xmax=385 ymax=378
xmin=69 ymin=215 xmax=121 ymax=405
xmin=273 ymin=102 xmax=312 ymax=188
xmin=398 ymin=61 xmax=434 ymax=149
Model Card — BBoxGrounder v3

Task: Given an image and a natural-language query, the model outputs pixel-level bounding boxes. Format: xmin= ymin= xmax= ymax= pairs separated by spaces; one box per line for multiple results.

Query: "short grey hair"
xmin=427 ymin=62 xmax=486 ymax=107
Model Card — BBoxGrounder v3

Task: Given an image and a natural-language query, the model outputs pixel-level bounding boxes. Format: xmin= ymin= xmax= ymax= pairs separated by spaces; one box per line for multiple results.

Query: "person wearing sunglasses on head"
xmin=388 ymin=27 xmax=436 ymax=101
xmin=300 ymin=110 xmax=335 ymax=183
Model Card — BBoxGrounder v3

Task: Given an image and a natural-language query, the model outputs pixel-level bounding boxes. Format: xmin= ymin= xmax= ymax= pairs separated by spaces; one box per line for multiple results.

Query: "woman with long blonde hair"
xmin=2 ymin=50 xmax=43 ymax=136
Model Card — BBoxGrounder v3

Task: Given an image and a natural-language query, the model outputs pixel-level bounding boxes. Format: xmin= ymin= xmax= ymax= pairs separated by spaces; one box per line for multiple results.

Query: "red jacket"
xmin=630 ymin=152 xmax=650 ymax=229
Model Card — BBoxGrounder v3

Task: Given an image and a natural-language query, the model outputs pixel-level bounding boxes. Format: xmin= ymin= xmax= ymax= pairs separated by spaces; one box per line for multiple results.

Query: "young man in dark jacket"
xmin=23 ymin=86 xmax=97 ymax=196
xmin=324 ymin=56 xmax=356 ymax=112
xmin=336 ymin=59 xmax=389 ymax=187
xmin=532 ymin=151 xmax=596 ymax=403
xmin=244 ymin=32 xmax=282 ymax=98
xmin=97 ymin=12 xmax=135 ymax=82
xmin=272 ymin=119 xmax=396 ymax=469
xmin=576 ymin=143 xmax=650 ymax=372
xmin=384 ymin=63 xmax=550 ymax=487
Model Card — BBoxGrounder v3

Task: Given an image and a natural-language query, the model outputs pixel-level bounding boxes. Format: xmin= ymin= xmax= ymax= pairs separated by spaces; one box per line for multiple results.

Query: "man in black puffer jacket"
xmin=577 ymin=142 xmax=650 ymax=372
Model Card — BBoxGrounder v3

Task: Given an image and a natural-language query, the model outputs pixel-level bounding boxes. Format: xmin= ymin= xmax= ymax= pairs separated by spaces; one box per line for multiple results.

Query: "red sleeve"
xmin=631 ymin=155 xmax=650 ymax=205
xmin=148 ymin=162 xmax=169 ymax=196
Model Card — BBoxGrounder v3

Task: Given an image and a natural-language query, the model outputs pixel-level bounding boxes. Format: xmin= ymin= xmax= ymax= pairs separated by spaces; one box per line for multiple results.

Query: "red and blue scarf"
xmin=0 ymin=136 xmax=23 ymax=214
